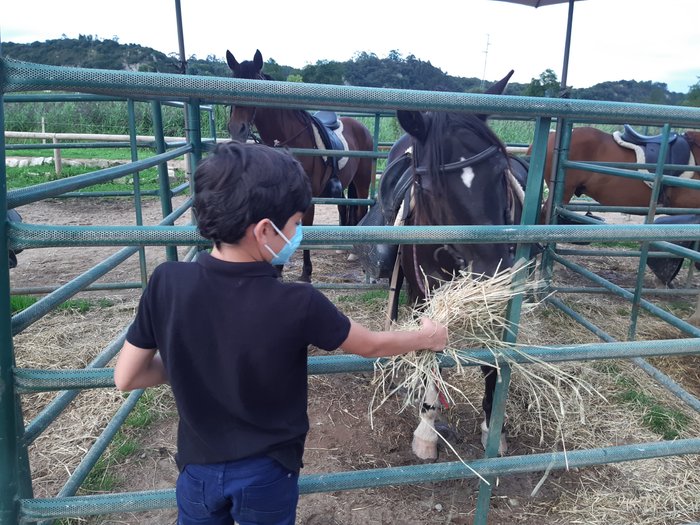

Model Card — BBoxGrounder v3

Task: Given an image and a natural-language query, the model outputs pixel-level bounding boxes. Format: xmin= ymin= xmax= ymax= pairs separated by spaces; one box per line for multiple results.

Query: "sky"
xmin=2 ymin=0 xmax=699 ymax=93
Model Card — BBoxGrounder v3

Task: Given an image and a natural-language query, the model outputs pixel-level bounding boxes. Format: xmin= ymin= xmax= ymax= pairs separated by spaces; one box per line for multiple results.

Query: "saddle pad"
xmin=312 ymin=121 xmax=349 ymax=170
xmin=612 ymin=131 xmax=696 ymax=187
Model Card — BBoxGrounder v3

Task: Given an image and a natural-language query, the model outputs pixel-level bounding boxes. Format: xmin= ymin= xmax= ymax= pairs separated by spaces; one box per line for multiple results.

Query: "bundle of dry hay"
xmin=370 ymin=262 xmax=607 ymax=453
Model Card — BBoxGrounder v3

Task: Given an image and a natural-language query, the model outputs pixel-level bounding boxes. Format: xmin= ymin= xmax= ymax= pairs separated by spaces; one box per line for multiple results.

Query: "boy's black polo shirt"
xmin=126 ymin=251 xmax=351 ymax=472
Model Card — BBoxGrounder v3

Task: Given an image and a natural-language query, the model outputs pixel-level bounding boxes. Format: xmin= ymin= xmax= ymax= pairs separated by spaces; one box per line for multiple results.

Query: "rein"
xmin=271 ymin=123 xmax=311 ymax=148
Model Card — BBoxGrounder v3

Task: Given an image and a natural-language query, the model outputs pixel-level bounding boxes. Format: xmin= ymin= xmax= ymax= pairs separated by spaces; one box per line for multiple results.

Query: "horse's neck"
xmin=254 ymin=107 xmax=309 ymax=146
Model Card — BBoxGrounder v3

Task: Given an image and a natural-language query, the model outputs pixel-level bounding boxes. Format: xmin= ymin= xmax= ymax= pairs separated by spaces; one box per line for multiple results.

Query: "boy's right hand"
xmin=419 ymin=317 xmax=448 ymax=352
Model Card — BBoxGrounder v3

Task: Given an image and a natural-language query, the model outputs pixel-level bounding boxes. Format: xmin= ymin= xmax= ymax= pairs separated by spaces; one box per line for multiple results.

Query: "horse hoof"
xmin=297 ymin=274 xmax=311 ymax=283
xmin=347 ymin=253 xmax=358 ymax=262
xmin=335 ymin=250 xmax=344 ymax=255
xmin=480 ymin=420 xmax=508 ymax=456
xmin=412 ymin=436 xmax=438 ymax=460
xmin=412 ymin=419 xmax=438 ymax=460
xmin=688 ymin=314 xmax=700 ymax=327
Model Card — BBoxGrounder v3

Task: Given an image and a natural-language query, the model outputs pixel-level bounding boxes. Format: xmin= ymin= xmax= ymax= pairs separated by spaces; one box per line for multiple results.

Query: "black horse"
xmin=6 ymin=209 xmax=22 ymax=269
xmin=356 ymin=106 xmax=526 ymax=459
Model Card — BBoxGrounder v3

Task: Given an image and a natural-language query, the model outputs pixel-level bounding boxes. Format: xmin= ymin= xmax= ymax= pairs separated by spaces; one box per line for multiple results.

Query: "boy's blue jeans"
xmin=176 ymin=456 xmax=299 ymax=525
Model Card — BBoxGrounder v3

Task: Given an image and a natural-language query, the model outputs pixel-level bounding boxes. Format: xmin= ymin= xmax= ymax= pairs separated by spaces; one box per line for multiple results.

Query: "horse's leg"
xmin=299 ymin=205 xmax=314 ymax=283
xmin=345 ymin=184 xmax=359 ymax=262
xmin=688 ymin=294 xmax=700 ymax=327
xmin=412 ymin=381 xmax=440 ymax=460
xmin=480 ymin=365 xmax=508 ymax=456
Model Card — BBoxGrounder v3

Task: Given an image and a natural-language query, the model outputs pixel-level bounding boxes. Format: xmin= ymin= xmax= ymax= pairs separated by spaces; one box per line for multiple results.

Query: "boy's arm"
xmin=114 ymin=341 xmax=168 ymax=391
xmin=339 ymin=317 xmax=448 ymax=358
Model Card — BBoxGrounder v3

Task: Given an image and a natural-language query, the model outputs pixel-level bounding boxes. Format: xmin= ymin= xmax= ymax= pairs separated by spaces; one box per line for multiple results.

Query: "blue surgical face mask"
xmin=264 ymin=221 xmax=303 ymax=265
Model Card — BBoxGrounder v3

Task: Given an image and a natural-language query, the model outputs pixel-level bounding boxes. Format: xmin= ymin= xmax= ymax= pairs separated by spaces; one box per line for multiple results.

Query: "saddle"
xmin=617 ymin=124 xmax=692 ymax=178
xmin=313 ymin=110 xmax=341 ymax=131
xmin=646 ymin=214 xmax=700 ymax=286
xmin=311 ymin=111 xmax=347 ymax=199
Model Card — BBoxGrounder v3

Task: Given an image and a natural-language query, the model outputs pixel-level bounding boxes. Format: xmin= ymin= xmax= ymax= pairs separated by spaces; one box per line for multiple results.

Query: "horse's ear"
xmin=476 ymin=69 xmax=515 ymax=121
xmin=397 ymin=110 xmax=429 ymax=142
xmin=253 ymin=49 xmax=263 ymax=72
xmin=485 ymin=69 xmax=514 ymax=95
xmin=226 ymin=50 xmax=238 ymax=73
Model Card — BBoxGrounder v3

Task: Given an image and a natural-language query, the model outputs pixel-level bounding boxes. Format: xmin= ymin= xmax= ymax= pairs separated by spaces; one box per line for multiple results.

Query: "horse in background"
xmin=226 ymin=49 xmax=374 ymax=282
xmin=535 ymin=126 xmax=700 ymax=326
xmin=6 ymin=209 xmax=22 ymax=269
xmin=538 ymin=126 xmax=700 ymax=217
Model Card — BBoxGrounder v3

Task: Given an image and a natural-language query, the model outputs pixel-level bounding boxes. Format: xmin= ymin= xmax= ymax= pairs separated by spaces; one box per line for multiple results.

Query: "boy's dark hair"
xmin=194 ymin=142 xmax=312 ymax=245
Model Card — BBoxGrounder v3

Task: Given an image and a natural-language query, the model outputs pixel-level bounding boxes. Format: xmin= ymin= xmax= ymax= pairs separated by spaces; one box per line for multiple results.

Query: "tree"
xmin=524 ymin=69 xmax=560 ymax=97
xmin=684 ymin=78 xmax=700 ymax=107
xmin=301 ymin=60 xmax=345 ymax=85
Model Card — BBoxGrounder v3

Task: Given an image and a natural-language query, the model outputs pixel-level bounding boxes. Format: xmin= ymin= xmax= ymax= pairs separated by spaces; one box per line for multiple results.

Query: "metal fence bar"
xmin=4 ymin=59 xmax=700 ymax=126
xmin=7 ymin=145 xmax=192 ymax=208
xmin=14 ymin=337 xmax=699 ymax=392
xmin=7 ymin=223 xmax=700 ymax=251
xmin=18 ymin=438 xmax=700 ymax=521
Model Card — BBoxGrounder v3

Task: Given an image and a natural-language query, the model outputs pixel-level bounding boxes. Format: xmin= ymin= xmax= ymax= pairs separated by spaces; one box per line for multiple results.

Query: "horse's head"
xmin=685 ymin=130 xmax=700 ymax=167
xmin=226 ymin=49 xmax=267 ymax=141
xmin=398 ymin=110 xmax=514 ymax=286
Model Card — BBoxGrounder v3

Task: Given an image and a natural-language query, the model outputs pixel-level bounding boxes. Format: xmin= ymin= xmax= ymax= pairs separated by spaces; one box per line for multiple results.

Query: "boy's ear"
xmin=252 ymin=219 xmax=272 ymax=242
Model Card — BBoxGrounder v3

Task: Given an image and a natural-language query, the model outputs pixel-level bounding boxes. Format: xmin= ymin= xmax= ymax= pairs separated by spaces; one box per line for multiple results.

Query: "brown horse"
xmin=539 ymin=127 xmax=700 ymax=213
xmin=536 ymin=126 xmax=700 ymax=326
xmin=226 ymin=49 xmax=374 ymax=282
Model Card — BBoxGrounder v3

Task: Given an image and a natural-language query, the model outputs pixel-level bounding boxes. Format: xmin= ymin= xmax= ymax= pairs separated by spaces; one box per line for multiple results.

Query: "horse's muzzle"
xmin=228 ymin=122 xmax=250 ymax=142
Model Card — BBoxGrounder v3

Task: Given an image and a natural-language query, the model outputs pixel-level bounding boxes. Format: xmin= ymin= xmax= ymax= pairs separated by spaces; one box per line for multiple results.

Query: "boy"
xmin=114 ymin=141 xmax=448 ymax=525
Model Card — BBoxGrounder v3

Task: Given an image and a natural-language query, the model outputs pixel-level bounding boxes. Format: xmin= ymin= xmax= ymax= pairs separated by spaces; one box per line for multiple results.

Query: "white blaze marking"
xmin=460 ymin=161 xmax=475 ymax=189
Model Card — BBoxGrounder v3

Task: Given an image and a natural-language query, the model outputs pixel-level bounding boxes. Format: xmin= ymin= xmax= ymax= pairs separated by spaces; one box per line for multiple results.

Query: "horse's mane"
xmin=414 ymin=112 xmax=508 ymax=226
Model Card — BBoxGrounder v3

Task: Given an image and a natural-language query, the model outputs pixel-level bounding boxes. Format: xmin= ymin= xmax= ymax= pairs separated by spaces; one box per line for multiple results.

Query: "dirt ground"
xmin=9 ymin=195 xmax=700 ymax=525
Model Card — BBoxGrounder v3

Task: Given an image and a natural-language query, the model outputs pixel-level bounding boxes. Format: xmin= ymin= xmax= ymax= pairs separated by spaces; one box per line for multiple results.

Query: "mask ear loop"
xmin=268 ymin=220 xmax=292 ymax=243
xmin=263 ymin=219 xmax=291 ymax=259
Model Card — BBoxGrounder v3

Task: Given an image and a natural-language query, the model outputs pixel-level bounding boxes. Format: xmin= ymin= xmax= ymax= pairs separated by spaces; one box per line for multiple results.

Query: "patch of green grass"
xmin=110 ymin=434 xmax=139 ymax=461
xmin=590 ymin=241 xmax=640 ymax=249
xmin=593 ymin=361 xmax=621 ymax=375
xmin=58 ymin=299 xmax=93 ymax=313
xmin=79 ymin=390 xmax=168 ymax=496
xmin=12 ymin=295 xmax=116 ymax=315
xmin=617 ymin=389 xmax=690 ymax=439
xmin=337 ymin=289 xmax=407 ymax=306
xmin=665 ymin=300 xmax=694 ymax=316
xmin=97 ymin=298 xmax=115 ymax=308
xmin=600 ymin=364 xmax=691 ymax=439
xmin=8 ymin=147 xmax=155 ymax=160
xmin=82 ymin=456 xmax=119 ymax=493
xmin=6 ymin=164 xmax=188 ymax=194
xmin=10 ymin=295 xmax=38 ymax=314
xmin=125 ymin=391 xmax=158 ymax=428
